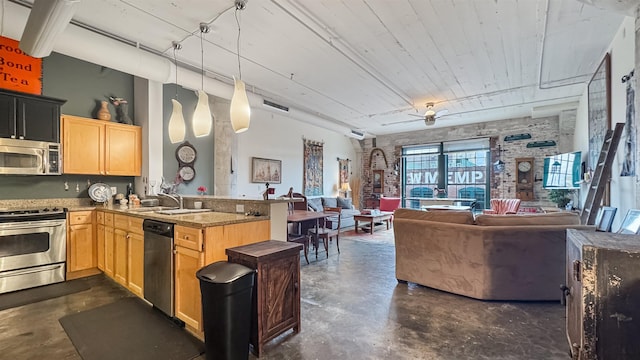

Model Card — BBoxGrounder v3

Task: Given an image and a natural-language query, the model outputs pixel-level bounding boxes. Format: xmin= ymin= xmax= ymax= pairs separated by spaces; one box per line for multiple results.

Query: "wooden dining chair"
xmin=288 ymin=233 xmax=311 ymax=264
xmin=308 ymin=206 xmax=342 ymax=257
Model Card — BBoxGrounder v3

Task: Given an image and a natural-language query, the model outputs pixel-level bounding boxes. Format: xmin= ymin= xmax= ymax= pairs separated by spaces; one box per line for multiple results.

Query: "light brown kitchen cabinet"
xmin=111 ymin=214 xmax=144 ymax=297
xmin=104 ymin=213 xmax=115 ymax=277
xmin=174 ymin=220 xmax=270 ymax=335
xmin=114 ymin=228 xmax=128 ymax=286
xmin=174 ymin=243 xmax=205 ymax=330
xmin=61 ymin=114 xmax=141 ymax=176
xmin=127 ymin=227 xmax=144 ymax=298
xmin=96 ymin=211 xmax=105 ymax=271
xmin=67 ymin=210 xmax=99 ymax=279
xmin=96 ymin=223 xmax=105 ymax=271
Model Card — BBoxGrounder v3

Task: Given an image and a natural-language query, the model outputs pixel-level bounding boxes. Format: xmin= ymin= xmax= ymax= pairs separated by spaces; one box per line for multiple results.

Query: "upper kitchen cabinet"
xmin=0 ymin=89 xmax=65 ymax=143
xmin=62 ymin=115 xmax=141 ymax=176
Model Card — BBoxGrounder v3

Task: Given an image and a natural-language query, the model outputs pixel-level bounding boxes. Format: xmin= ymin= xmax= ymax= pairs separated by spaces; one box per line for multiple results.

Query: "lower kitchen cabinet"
xmin=112 ymin=214 xmax=144 ymax=297
xmin=114 ymin=228 xmax=128 ymax=286
xmin=67 ymin=210 xmax=99 ymax=279
xmin=96 ymin=223 xmax=105 ymax=271
xmin=174 ymin=244 xmax=205 ymax=330
xmin=127 ymin=232 xmax=144 ymax=297
xmin=104 ymin=223 xmax=115 ymax=277
xmin=174 ymin=220 xmax=270 ymax=336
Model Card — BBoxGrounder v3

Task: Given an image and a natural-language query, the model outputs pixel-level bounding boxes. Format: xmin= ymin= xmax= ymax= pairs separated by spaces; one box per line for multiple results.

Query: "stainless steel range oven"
xmin=0 ymin=208 xmax=67 ymax=294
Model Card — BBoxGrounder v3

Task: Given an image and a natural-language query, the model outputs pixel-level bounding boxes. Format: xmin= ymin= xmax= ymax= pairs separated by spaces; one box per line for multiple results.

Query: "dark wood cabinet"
xmin=0 ymin=89 xmax=65 ymax=142
xmin=564 ymin=230 xmax=640 ymax=359
xmin=227 ymin=240 xmax=302 ymax=357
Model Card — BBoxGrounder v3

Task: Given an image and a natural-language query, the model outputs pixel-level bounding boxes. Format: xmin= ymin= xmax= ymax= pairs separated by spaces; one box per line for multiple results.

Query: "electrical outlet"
xmin=111 ymin=187 xmax=117 ymax=195
xmin=236 ymin=204 xmax=245 ymax=213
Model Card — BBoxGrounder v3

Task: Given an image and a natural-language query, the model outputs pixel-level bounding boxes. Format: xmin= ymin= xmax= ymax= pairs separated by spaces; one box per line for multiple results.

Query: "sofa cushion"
xmin=475 ymin=212 xmax=580 ymax=226
xmin=336 ymin=197 xmax=353 ymax=209
xmin=322 ymin=197 xmax=338 ymax=208
xmin=307 ymin=197 xmax=323 ymax=211
xmin=394 ymin=208 xmax=474 ymax=225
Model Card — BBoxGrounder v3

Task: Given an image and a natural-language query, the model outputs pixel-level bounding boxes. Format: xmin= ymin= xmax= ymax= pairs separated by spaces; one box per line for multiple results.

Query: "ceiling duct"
xmin=531 ymin=102 xmax=579 ymax=118
xmin=347 ymin=129 xmax=365 ymax=140
xmin=263 ymin=99 xmax=289 ymax=113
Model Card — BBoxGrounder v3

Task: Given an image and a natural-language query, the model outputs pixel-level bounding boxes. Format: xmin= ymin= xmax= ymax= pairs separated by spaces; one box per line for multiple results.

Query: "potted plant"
xmin=548 ymin=189 xmax=574 ymax=208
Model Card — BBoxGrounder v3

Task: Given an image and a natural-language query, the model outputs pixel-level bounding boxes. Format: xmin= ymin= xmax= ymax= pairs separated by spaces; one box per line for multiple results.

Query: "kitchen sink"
xmin=154 ymin=209 xmax=213 ymax=215
xmin=126 ymin=206 xmax=178 ymax=213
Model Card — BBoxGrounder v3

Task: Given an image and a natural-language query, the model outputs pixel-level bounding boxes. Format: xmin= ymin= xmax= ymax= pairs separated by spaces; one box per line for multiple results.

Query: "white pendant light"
xmin=168 ymin=42 xmax=186 ymax=143
xmin=192 ymin=23 xmax=212 ymax=138
xmin=230 ymin=0 xmax=251 ymax=134
xmin=230 ymin=77 xmax=250 ymax=133
xmin=193 ymin=89 xmax=212 ymax=137
xmin=168 ymin=99 xmax=186 ymax=143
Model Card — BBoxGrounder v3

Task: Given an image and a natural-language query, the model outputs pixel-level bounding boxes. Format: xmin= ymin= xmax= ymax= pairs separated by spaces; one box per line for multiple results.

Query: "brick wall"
xmin=359 ymin=115 xmax=572 ymax=209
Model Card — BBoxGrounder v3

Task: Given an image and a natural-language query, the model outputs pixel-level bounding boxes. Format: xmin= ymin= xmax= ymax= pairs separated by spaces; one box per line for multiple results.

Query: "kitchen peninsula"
xmin=0 ymin=196 xmax=294 ymax=338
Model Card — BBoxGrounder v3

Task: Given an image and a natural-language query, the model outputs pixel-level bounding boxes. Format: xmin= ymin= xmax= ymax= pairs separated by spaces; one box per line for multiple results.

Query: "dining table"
xmin=287 ymin=210 xmax=337 ymax=259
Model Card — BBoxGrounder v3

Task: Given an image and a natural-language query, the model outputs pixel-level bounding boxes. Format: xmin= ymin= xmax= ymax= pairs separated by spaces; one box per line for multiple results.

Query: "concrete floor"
xmin=0 ymin=229 xmax=570 ymax=360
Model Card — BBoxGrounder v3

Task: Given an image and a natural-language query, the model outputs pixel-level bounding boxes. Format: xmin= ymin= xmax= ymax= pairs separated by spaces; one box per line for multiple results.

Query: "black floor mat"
xmin=59 ymin=297 xmax=204 ymax=360
xmin=0 ymin=279 xmax=90 ymax=311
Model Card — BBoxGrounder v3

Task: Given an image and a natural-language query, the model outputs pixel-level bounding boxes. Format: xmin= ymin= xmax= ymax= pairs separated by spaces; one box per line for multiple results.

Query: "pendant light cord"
xmin=200 ymin=30 xmax=204 ymax=90
xmin=173 ymin=44 xmax=179 ymax=100
xmin=235 ymin=8 xmax=242 ymax=80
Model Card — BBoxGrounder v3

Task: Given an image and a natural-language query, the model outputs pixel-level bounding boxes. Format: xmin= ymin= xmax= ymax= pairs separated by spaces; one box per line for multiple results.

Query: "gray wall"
xmin=162 ymin=84 xmax=215 ymax=195
xmin=0 ymin=52 xmax=135 ymax=200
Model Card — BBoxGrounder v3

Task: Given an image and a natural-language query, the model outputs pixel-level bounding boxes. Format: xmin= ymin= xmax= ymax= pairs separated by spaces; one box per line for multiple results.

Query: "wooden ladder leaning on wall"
xmin=580 ymin=122 xmax=625 ymax=225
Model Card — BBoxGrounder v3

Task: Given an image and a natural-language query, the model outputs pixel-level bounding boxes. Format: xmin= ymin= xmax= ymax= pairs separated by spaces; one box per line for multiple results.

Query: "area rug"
xmin=59 ymin=297 xmax=204 ymax=360
xmin=0 ymin=278 xmax=90 ymax=311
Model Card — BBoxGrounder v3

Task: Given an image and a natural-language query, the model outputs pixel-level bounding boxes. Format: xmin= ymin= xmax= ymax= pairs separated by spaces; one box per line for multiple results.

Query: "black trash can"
xmin=196 ymin=261 xmax=256 ymax=360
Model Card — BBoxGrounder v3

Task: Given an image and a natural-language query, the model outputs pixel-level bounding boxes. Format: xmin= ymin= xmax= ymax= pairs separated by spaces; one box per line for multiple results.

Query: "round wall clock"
xmin=178 ymin=165 xmax=196 ymax=182
xmin=518 ymin=161 xmax=532 ymax=172
xmin=176 ymin=141 xmax=197 ymax=165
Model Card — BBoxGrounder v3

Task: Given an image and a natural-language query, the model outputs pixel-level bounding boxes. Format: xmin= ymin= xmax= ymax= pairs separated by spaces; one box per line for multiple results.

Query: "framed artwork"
xmin=251 ymin=157 xmax=281 ymax=183
xmin=373 ymin=169 xmax=384 ymax=193
xmin=617 ymin=209 xmax=640 ymax=234
xmin=587 ymin=53 xmax=611 ymax=203
xmin=595 ymin=206 xmax=617 ymax=232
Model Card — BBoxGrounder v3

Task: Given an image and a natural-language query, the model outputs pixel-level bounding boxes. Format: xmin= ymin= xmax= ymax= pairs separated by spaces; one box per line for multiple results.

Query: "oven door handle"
xmin=0 ymin=220 xmax=66 ymax=232
xmin=0 ymin=263 xmax=64 ymax=278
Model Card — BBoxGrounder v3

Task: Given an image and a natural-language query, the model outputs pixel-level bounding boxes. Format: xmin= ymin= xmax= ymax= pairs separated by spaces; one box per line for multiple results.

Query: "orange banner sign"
xmin=0 ymin=36 xmax=42 ymax=95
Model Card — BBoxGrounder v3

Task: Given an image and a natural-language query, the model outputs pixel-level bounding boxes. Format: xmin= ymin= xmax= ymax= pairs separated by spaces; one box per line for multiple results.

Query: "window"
xmin=401 ymin=139 xmax=490 ymax=209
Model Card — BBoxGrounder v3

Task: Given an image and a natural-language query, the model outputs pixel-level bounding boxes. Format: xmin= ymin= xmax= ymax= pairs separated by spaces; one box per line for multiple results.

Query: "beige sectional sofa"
xmin=393 ymin=208 xmax=592 ymax=301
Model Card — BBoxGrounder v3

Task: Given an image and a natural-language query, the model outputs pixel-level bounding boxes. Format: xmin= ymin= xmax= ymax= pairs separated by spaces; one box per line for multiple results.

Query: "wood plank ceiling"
xmin=23 ymin=0 xmax=633 ymax=136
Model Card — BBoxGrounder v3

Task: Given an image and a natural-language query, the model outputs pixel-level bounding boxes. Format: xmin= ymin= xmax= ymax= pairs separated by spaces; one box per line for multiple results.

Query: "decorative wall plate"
xmin=176 ymin=141 xmax=197 ymax=165
xmin=178 ymin=165 xmax=196 ymax=182
xmin=88 ymin=183 xmax=112 ymax=203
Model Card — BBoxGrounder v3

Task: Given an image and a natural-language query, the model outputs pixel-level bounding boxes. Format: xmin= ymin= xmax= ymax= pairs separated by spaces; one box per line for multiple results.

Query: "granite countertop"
xmin=69 ymin=205 xmax=269 ymax=228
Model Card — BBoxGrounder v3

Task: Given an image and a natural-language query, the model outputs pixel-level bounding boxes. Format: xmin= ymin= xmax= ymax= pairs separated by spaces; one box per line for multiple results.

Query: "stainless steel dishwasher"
xmin=143 ymin=219 xmax=174 ymax=317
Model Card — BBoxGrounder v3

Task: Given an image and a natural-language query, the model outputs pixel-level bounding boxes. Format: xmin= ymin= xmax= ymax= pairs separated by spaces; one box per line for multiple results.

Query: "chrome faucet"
xmin=158 ymin=193 xmax=183 ymax=209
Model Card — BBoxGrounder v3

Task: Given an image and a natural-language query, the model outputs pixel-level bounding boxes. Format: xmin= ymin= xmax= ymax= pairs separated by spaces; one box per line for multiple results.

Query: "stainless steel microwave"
xmin=0 ymin=138 xmax=61 ymax=175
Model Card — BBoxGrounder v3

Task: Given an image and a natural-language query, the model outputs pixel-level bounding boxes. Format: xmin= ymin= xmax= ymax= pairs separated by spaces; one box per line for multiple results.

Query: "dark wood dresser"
xmin=226 ymin=240 xmax=303 ymax=357
xmin=564 ymin=229 xmax=640 ymax=359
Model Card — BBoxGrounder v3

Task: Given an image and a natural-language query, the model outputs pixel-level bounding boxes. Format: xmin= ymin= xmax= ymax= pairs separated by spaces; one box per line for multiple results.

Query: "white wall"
xmin=235 ymin=106 xmax=357 ymax=198
xmin=574 ymin=16 xmax=637 ymax=230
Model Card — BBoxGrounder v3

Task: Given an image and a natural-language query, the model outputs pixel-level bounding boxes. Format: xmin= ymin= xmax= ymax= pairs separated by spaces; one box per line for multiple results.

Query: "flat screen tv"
xmin=543 ymin=151 xmax=581 ymax=189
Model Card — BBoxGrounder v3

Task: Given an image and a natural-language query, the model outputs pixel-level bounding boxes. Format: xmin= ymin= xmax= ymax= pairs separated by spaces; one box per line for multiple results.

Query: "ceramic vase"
xmin=97 ymin=101 xmax=111 ymax=121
